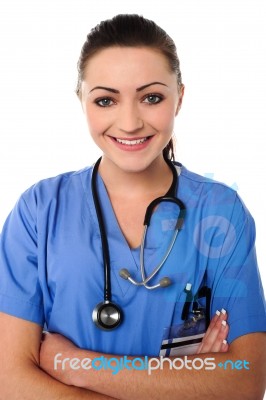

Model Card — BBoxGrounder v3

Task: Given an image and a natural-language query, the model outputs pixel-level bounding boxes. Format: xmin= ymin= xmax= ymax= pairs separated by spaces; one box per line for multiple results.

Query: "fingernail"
xmin=222 ymin=320 xmax=227 ymax=327
xmin=216 ymin=310 xmax=221 ymax=316
xmin=221 ymin=308 xmax=226 ymax=315
xmin=223 ymin=339 xmax=227 ymax=345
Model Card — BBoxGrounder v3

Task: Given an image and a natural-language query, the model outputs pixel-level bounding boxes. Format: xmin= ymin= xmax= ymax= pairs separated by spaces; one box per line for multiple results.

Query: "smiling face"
xmin=81 ymin=46 xmax=184 ymax=174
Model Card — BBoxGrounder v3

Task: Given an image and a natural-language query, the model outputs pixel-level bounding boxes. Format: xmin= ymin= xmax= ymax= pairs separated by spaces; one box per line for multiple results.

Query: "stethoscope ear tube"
xmin=144 ymin=196 xmax=186 ymax=227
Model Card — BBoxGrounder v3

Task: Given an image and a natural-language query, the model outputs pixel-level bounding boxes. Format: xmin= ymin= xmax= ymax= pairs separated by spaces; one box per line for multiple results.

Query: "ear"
xmin=175 ymin=84 xmax=185 ymax=116
xmin=79 ymin=82 xmax=86 ymax=113
xmin=81 ymin=98 xmax=85 ymax=113
xmin=79 ymin=94 xmax=87 ymax=114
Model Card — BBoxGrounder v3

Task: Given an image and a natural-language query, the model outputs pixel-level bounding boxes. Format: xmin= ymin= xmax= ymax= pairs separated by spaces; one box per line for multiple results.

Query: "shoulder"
xmin=21 ymin=165 xmax=93 ymax=204
xmin=178 ymin=163 xmax=236 ymax=193
xmin=177 ymin=163 xmax=254 ymax=227
xmin=5 ymin=166 xmax=94 ymax=226
xmin=0 ymin=165 xmax=96 ymax=240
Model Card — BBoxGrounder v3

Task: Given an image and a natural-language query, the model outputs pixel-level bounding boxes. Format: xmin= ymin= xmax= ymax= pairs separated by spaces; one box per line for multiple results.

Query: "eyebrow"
xmin=89 ymin=82 xmax=168 ymax=94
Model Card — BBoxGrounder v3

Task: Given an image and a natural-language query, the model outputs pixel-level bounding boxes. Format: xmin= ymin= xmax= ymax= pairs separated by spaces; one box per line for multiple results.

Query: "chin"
xmin=102 ymin=150 xmax=164 ymax=174
xmin=119 ymin=157 xmax=161 ymax=174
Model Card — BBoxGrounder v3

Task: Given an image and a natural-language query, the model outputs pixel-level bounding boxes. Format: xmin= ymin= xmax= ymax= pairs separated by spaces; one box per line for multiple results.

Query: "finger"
xmin=205 ymin=314 xmax=227 ymax=352
xmin=197 ymin=313 xmax=220 ymax=353
xmin=204 ymin=309 xmax=226 ymax=341
xmin=220 ymin=339 xmax=229 ymax=353
xmin=211 ymin=320 xmax=229 ymax=352
xmin=199 ymin=310 xmax=228 ymax=353
xmin=41 ymin=330 xmax=50 ymax=343
xmin=197 ymin=309 xmax=228 ymax=354
xmin=204 ymin=308 xmax=227 ymax=341
xmin=197 ymin=310 xmax=221 ymax=353
xmin=203 ymin=311 xmax=220 ymax=341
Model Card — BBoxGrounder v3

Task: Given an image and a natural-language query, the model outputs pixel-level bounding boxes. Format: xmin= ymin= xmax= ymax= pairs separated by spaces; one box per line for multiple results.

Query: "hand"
xmin=39 ymin=332 xmax=78 ymax=385
xmin=197 ymin=309 xmax=229 ymax=354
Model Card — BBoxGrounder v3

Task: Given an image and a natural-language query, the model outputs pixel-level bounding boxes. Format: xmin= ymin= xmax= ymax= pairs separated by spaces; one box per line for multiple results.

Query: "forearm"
xmin=63 ymin=345 xmax=264 ymax=400
xmin=1 ymin=362 xmax=116 ymax=400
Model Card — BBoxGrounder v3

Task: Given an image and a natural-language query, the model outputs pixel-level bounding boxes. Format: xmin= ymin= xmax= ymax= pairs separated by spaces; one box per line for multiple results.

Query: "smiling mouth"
xmin=113 ymin=136 xmax=152 ymax=146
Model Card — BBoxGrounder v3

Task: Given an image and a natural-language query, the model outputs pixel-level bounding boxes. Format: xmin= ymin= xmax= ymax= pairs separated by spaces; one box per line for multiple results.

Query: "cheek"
xmin=85 ymin=106 xmax=108 ymax=136
xmin=147 ymin=105 xmax=176 ymax=133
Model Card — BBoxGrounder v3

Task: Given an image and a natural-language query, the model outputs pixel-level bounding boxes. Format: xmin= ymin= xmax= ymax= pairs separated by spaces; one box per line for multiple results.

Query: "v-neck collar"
xmin=85 ymin=165 xmax=182 ymax=298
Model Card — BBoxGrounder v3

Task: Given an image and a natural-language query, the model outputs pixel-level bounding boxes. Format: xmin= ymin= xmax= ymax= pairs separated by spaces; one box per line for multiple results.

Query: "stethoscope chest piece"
xmin=91 ymin=156 xmax=186 ymax=329
xmin=92 ymin=301 xmax=122 ymax=330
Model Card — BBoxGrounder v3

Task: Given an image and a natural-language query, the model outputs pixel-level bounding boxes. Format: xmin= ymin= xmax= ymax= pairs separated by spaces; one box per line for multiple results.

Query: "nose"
xmin=117 ymin=103 xmax=144 ymax=133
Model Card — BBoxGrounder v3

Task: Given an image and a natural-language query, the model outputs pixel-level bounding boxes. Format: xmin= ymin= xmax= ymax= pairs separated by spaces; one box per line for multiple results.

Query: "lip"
xmin=111 ymin=135 xmax=152 ymax=141
xmin=108 ymin=135 xmax=154 ymax=152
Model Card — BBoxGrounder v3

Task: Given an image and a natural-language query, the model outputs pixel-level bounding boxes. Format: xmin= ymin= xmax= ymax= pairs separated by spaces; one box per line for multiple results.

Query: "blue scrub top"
xmin=0 ymin=163 xmax=265 ymax=356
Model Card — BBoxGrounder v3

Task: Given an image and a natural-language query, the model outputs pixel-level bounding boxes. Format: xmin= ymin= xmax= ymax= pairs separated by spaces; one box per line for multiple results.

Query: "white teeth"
xmin=116 ymin=137 xmax=148 ymax=145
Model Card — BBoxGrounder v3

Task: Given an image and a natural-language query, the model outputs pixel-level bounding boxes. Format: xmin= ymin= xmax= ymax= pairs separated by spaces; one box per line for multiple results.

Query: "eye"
xmin=143 ymin=94 xmax=163 ymax=105
xmin=95 ymin=97 xmax=115 ymax=107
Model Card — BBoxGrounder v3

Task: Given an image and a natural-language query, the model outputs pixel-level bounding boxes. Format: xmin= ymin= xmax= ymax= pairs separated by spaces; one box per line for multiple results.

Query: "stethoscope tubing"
xmin=140 ymin=226 xmax=179 ymax=286
xmin=140 ymin=193 xmax=185 ymax=286
xmin=91 ymin=156 xmax=186 ymax=329
xmin=91 ymin=157 xmax=111 ymax=302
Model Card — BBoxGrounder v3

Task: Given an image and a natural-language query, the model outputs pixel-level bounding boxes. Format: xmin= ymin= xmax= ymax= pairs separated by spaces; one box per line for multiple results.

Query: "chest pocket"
xmin=160 ymin=285 xmax=211 ymax=357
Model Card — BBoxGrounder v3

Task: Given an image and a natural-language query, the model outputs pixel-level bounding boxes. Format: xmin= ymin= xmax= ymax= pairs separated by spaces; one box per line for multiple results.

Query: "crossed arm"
xmin=39 ymin=312 xmax=266 ymax=400
xmin=0 ymin=313 xmax=116 ymax=400
xmin=0 ymin=311 xmax=265 ymax=399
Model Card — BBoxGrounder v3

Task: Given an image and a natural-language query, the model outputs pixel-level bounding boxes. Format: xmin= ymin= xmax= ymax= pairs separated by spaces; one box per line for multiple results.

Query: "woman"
xmin=0 ymin=14 xmax=265 ymax=399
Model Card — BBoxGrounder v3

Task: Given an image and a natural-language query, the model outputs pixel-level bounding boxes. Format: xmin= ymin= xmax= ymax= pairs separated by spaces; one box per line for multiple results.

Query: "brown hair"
xmin=76 ymin=14 xmax=183 ymax=160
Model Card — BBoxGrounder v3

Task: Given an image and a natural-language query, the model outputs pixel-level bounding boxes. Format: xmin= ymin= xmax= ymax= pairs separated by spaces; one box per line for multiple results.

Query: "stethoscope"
xmin=92 ymin=156 xmax=186 ymax=330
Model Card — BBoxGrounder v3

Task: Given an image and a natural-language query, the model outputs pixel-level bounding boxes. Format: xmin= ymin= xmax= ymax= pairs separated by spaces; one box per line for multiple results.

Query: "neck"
xmin=98 ymin=155 xmax=173 ymax=198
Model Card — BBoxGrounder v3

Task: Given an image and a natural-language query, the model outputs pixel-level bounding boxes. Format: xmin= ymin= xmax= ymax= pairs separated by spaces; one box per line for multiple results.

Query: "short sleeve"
xmin=210 ymin=195 xmax=266 ymax=343
xmin=0 ymin=191 xmax=44 ymax=325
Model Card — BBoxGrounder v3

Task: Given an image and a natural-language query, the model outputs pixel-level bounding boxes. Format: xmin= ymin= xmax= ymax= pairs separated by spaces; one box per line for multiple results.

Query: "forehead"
xmin=83 ymin=46 xmax=175 ymax=86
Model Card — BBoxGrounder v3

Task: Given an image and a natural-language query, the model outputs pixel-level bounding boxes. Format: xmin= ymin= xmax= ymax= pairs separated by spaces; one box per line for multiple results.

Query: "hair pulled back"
xmin=76 ymin=14 xmax=183 ymax=160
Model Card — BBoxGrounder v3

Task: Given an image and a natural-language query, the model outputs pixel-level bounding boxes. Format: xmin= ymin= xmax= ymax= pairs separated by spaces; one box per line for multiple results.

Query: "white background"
xmin=0 ymin=2 xmax=265 ymax=298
